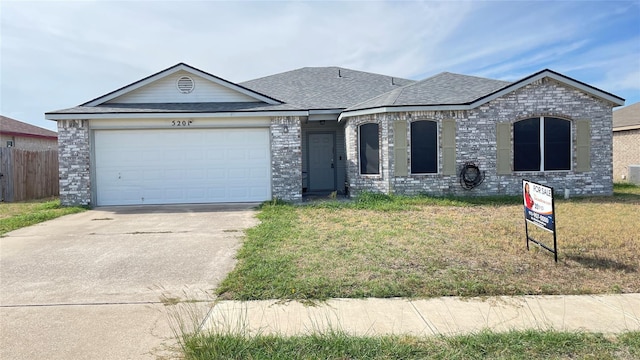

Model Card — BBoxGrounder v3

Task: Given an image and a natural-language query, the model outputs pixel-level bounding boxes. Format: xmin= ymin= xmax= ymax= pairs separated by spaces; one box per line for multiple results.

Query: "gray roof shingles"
xmin=240 ymin=67 xmax=415 ymax=109
xmin=51 ymin=65 xmax=619 ymax=118
xmin=345 ymin=72 xmax=512 ymax=111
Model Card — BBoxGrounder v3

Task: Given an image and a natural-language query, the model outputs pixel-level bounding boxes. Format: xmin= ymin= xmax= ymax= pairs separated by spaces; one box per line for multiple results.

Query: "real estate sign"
xmin=522 ymin=180 xmax=558 ymax=262
xmin=523 ymin=180 xmax=554 ymax=232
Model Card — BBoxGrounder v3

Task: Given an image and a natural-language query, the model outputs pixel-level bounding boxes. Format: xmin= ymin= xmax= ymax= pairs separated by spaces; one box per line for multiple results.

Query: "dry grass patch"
xmin=218 ymin=185 xmax=640 ymax=300
xmin=0 ymin=198 xmax=87 ymax=236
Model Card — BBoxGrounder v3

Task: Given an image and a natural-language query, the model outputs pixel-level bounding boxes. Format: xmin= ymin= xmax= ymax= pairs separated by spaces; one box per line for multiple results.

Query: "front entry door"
xmin=308 ymin=133 xmax=336 ymax=191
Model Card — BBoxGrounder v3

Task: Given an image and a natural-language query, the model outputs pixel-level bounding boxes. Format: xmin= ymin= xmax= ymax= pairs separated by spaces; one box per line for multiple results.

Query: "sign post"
xmin=522 ymin=180 xmax=558 ymax=262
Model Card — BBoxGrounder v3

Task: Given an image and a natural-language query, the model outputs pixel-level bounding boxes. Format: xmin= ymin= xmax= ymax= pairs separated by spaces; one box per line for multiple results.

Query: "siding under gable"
xmin=106 ymin=70 xmax=260 ymax=104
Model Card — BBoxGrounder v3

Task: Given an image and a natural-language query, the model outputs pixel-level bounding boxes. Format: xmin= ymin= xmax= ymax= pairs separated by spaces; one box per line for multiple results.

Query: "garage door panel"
xmin=95 ymin=128 xmax=271 ymax=205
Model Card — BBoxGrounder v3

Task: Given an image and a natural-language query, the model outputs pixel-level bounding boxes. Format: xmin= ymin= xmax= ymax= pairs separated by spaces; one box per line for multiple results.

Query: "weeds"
xmin=182 ymin=330 xmax=640 ymax=360
xmin=218 ymin=185 xmax=640 ymax=300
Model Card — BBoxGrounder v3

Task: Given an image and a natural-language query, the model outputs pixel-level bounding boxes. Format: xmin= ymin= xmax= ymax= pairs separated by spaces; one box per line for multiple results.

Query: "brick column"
xmin=57 ymin=119 xmax=91 ymax=206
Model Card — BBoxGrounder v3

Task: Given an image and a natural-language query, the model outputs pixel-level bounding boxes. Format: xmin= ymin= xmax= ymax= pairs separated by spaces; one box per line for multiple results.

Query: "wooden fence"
xmin=0 ymin=148 xmax=59 ymax=202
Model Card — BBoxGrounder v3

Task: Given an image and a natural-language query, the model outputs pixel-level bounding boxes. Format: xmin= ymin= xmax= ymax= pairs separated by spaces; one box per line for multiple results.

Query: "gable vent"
xmin=176 ymin=76 xmax=195 ymax=94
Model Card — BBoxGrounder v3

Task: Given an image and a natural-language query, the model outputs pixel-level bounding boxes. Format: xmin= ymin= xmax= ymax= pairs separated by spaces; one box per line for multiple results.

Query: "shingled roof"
xmin=0 ymin=115 xmax=57 ymax=139
xmin=345 ymin=72 xmax=512 ymax=111
xmin=241 ymin=67 xmax=415 ymax=110
xmin=613 ymin=102 xmax=640 ymax=130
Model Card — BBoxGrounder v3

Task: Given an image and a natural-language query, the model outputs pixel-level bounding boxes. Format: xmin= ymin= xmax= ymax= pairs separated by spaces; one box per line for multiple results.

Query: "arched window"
xmin=410 ymin=120 xmax=438 ymax=173
xmin=359 ymin=123 xmax=379 ymax=174
xmin=514 ymin=117 xmax=571 ymax=171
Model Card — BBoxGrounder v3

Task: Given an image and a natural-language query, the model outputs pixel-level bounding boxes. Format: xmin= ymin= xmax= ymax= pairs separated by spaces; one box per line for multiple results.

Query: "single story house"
xmin=612 ymin=102 xmax=640 ymax=184
xmin=46 ymin=63 xmax=624 ymax=206
xmin=1 ymin=115 xmax=58 ymax=150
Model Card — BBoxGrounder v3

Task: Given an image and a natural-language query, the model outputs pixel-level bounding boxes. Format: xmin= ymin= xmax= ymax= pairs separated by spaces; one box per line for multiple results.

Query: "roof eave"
xmin=338 ymin=104 xmax=472 ymax=121
xmin=0 ymin=131 xmax=57 ymax=139
xmin=45 ymin=110 xmax=309 ymax=120
xmin=613 ymin=125 xmax=640 ymax=131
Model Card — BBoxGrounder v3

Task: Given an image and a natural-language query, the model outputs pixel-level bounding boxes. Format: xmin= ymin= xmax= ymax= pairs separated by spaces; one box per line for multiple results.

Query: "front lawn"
xmin=0 ymin=198 xmax=87 ymax=236
xmin=217 ymin=184 xmax=640 ymax=300
xmin=183 ymin=330 xmax=640 ymax=360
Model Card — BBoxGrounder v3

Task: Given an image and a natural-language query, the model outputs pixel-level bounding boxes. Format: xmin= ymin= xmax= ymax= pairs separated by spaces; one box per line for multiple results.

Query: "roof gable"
xmin=340 ymin=69 xmax=625 ymax=118
xmin=83 ymin=63 xmax=281 ymax=106
xmin=472 ymin=69 xmax=624 ymax=108
xmin=0 ymin=115 xmax=57 ymax=138
xmin=241 ymin=67 xmax=415 ymax=109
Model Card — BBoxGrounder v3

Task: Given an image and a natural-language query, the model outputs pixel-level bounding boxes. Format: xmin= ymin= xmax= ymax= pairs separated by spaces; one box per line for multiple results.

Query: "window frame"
xmin=358 ymin=122 xmax=380 ymax=175
xmin=409 ymin=119 xmax=439 ymax=175
xmin=513 ymin=116 xmax=572 ymax=172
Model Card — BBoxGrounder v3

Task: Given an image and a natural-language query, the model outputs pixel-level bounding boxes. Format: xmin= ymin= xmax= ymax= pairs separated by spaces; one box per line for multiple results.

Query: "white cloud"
xmin=1 ymin=0 xmax=638 ymax=130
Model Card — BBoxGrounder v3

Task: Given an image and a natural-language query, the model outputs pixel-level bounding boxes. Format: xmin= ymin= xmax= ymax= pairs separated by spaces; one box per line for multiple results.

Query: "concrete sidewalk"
xmin=203 ymin=294 xmax=640 ymax=337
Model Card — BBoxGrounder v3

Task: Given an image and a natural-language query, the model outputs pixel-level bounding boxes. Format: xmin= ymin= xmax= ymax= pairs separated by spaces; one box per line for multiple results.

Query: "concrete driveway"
xmin=0 ymin=204 xmax=259 ymax=359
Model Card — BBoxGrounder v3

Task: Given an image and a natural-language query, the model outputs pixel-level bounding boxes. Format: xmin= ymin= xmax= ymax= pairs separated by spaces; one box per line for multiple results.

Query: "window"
xmin=410 ymin=120 xmax=438 ymax=173
xmin=514 ymin=117 xmax=571 ymax=171
xmin=359 ymin=123 xmax=379 ymax=174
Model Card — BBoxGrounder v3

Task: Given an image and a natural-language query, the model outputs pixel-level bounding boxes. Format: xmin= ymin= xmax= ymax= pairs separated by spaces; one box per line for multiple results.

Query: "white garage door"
xmin=94 ymin=128 xmax=271 ymax=205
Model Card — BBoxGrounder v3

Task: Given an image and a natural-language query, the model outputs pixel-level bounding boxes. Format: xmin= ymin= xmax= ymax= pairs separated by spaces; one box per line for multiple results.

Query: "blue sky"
xmin=1 ymin=0 xmax=639 ymax=131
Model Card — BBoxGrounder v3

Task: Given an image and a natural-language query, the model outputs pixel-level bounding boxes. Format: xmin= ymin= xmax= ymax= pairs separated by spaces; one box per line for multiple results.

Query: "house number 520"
xmin=172 ymin=120 xmax=193 ymax=126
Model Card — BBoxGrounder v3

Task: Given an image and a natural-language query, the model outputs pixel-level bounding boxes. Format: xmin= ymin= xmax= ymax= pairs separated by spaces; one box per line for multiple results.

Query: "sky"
xmin=1 ymin=0 xmax=639 ymax=132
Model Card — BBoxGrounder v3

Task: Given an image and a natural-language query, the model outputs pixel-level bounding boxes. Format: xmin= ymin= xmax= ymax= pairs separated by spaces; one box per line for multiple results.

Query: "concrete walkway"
xmin=203 ymin=294 xmax=640 ymax=337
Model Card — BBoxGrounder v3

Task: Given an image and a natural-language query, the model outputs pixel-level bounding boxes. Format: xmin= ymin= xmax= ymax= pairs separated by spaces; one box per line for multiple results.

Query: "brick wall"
xmin=57 ymin=119 xmax=91 ymax=206
xmin=613 ymin=128 xmax=640 ymax=181
xmin=345 ymin=78 xmax=615 ymax=197
xmin=344 ymin=114 xmax=390 ymax=195
xmin=270 ymin=116 xmax=302 ymax=201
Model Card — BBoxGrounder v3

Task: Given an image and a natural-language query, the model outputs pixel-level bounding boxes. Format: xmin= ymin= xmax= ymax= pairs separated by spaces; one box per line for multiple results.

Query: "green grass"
xmin=614 ymin=182 xmax=640 ymax=197
xmin=0 ymin=198 xmax=87 ymax=235
xmin=218 ymin=184 xmax=640 ymax=300
xmin=183 ymin=330 xmax=640 ymax=360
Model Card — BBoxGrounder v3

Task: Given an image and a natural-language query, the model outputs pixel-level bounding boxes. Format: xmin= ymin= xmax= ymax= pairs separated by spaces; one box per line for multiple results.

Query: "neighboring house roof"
xmin=0 ymin=115 xmax=57 ymax=139
xmin=240 ymin=67 xmax=415 ymax=110
xmin=613 ymin=102 xmax=640 ymax=131
xmin=339 ymin=69 xmax=625 ymax=119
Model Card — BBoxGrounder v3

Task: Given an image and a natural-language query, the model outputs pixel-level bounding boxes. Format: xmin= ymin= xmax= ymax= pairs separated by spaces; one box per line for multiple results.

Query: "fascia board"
xmin=338 ymin=104 xmax=471 ymax=121
xmin=308 ymin=109 xmax=343 ymax=115
xmin=613 ymin=125 xmax=640 ymax=131
xmin=45 ymin=110 xmax=309 ymax=120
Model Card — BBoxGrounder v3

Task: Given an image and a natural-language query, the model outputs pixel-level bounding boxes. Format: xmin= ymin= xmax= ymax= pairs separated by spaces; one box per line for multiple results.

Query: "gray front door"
xmin=308 ymin=133 xmax=335 ymax=191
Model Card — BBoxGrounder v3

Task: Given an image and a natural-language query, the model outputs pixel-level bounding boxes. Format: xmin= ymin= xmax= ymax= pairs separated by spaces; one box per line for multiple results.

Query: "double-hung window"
xmin=513 ymin=116 xmax=571 ymax=171
xmin=359 ymin=123 xmax=380 ymax=174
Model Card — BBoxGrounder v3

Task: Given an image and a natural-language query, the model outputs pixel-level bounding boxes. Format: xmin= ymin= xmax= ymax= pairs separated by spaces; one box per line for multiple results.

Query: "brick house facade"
xmin=344 ymin=77 xmax=617 ymax=197
xmin=612 ymin=103 xmax=640 ymax=183
xmin=47 ymin=64 xmax=623 ymax=206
